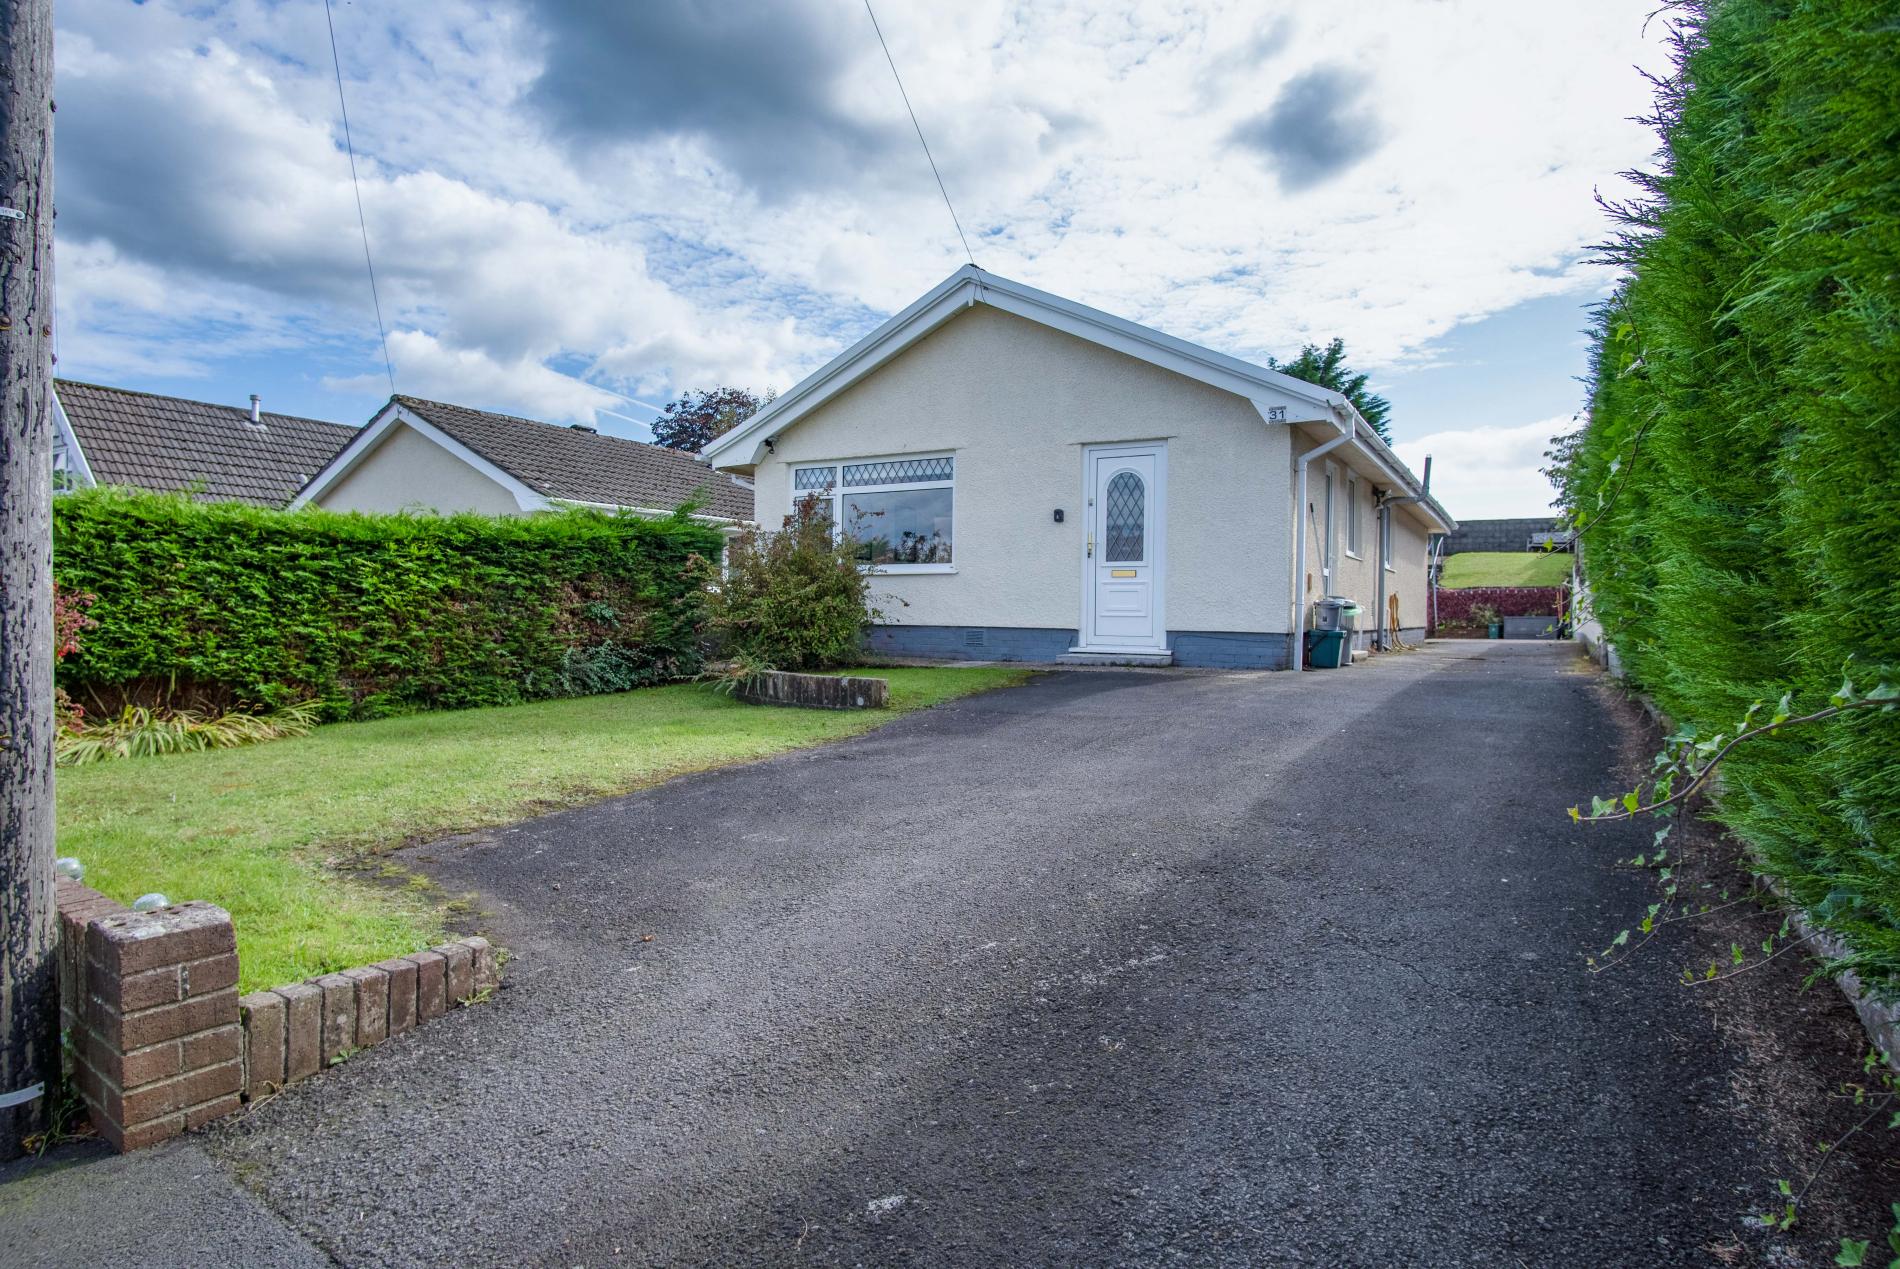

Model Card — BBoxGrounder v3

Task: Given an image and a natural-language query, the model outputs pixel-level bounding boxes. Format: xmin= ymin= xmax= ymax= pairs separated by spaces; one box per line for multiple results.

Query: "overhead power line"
xmin=322 ymin=0 xmax=397 ymax=396
xmin=862 ymin=0 xmax=976 ymax=268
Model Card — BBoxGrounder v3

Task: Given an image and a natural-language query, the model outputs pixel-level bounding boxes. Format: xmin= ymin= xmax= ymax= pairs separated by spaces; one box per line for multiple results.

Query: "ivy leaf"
xmin=1778 ymin=1178 xmax=1793 ymax=1197
xmin=1612 ymin=929 xmax=1630 ymax=948
xmin=1773 ymin=692 xmax=1794 ymax=726
xmin=1568 ymin=806 xmax=1581 ymax=823
xmin=1623 ymin=790 xmax=1641 ymax=814
xmin=1654 ymin=826 xmax=1672 ymax=848
xmin=1732 ymin=943 xmax=1745 ymax=966
xmin=1834 ymin=1237 xmax=1868 ymax=1266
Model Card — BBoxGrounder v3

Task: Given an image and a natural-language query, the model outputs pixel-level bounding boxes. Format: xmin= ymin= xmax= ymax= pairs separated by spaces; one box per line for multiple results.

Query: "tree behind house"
xmin=1268 ymin=338 xmax=1392 ymax=443
xmin=650 ymin=387 xmax=769 ymax=451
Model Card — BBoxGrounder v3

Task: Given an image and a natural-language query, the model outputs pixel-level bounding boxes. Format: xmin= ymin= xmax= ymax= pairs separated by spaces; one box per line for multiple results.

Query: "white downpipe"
xmin=1289 ymin=422 xmax=1353 ymax=673
xmin=1374 ymin=499 xmax=1389 ymax=651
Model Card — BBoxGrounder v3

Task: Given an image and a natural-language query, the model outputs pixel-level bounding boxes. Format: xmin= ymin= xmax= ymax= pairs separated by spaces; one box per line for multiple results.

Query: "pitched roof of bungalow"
xmin=297 ymin=396 xmax=755 ymax=522
xmin=54 ymin=379 xmax=356 ymax=507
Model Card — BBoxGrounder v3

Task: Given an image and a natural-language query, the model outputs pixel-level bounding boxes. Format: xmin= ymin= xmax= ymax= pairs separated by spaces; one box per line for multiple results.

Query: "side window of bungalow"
xmin=791 ymin=456 xmax=954 ymax=570
xmin=1346 ymin=473 xmax=1363 ymax=557
xmin=1322 ymin=466 xmax=1337 ymax=580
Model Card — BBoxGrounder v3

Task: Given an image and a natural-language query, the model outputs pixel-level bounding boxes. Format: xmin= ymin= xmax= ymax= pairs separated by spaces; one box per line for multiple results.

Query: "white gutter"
xmin=1289 ymin=418 xmax=1354 ymax=673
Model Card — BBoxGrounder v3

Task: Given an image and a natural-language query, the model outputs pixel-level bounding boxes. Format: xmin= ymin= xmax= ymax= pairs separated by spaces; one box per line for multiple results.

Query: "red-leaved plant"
xmin=53 ymin=582 xmax=96 ymax=725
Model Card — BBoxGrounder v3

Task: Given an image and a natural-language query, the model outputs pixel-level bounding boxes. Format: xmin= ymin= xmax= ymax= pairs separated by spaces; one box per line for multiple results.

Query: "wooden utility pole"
xmin=0 ymin=0 xmax=56 ymax=1161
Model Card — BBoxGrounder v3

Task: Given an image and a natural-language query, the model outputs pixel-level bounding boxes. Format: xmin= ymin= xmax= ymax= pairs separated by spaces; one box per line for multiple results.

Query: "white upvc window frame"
xmin=790 ymin=451 xmax=957 ymax=575
xmin=1321 ymin=462 xmax=1338 ymax=583
xmin=1345 ymin=471 xmax=1363 ymax=559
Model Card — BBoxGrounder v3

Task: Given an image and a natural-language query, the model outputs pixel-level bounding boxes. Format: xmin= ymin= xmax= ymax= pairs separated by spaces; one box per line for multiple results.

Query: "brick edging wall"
xmin=55 ymin=880 xmax=499 ymax=1150
xmin=737 ymin=670 xmax=889 ymax=710
xmin=238 ymin=939 xmax=497 ymax=1103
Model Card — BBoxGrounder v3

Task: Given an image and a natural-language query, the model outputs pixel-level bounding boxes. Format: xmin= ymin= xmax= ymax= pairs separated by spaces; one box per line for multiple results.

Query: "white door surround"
xmin=1077 ymin=442 xmax=1167 ymax=652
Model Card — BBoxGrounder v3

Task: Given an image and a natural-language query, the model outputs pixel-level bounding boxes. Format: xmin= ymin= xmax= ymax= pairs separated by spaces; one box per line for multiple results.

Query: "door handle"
xmin=1087 ymin=534 xmax=1094 ymax=558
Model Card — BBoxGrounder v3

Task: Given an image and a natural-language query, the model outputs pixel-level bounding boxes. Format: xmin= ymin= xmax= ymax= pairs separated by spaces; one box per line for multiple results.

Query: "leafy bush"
xmin=53 ymin=489 xmax=724 ymax=720
xmin=1571 ymin=0 xmax=1900 ymax=988
xmin=709 ymin=495 xmax=879 ymax=670
xmin=56 ymin=701 xmax=321 ymax=766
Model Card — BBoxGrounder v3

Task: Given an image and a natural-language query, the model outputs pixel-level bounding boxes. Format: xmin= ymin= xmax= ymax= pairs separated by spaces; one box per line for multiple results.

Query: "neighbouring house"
xmin=293 ymin=396 xmax=754 ymax=527
xmin=701 ymin=266 xmax=1455 ymax=670
xmin=53 ymin=379 xmax=357 ymax=506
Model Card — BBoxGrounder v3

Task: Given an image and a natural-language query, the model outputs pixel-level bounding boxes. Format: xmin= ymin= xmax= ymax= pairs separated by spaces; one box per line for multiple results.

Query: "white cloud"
xmin=50 ymin=0 xmax=1676 ymax=426
xmin=1393 ymin=416 xmax=1583 ymax=520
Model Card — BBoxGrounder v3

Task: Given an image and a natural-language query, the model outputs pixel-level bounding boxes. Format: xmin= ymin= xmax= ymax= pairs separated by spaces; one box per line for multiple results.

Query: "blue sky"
xmin=52 ymin=0 xmax=1668 ymax=516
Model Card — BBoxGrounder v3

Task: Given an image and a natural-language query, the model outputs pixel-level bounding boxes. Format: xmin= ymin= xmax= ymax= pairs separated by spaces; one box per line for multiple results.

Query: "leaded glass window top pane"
xmin=1104 ymin=471 xmax=1144 ymax=561
xmin=794 ymin=466 xmax=836 ymax=491
xmin=842 ymin=456 xmax=953 ymax=487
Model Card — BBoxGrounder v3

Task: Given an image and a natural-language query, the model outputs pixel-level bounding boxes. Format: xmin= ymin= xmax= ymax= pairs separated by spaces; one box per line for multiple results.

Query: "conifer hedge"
xmin=1568 ymin=1 xmax=1900 ymax=988
xmin=52 ymin=489 xmax=723 ymax=719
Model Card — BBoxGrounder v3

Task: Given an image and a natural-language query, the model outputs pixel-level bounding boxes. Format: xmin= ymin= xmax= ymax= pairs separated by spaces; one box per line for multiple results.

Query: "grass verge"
xmin=57 ymin=667 xmax=1030 ymax=992
xmin=1438 ymin=550 xmax=1572 ymax=588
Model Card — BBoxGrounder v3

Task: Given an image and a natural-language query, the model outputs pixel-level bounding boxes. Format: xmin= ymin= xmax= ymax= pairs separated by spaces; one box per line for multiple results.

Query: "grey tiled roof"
xmin=395 ymin=396 xmax=754 ymax=521
xmin=57 ymin=379 xmax=356 ymax=507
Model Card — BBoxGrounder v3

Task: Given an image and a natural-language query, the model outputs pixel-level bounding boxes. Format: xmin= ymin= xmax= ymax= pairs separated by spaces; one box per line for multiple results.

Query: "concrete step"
xmin=1060 ymin=649 xmax=1175 ymax=667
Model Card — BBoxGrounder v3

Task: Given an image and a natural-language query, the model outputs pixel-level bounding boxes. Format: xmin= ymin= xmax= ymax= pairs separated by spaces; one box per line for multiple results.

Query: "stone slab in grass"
xmin=737 ymin=671 xmax=889 ymax=710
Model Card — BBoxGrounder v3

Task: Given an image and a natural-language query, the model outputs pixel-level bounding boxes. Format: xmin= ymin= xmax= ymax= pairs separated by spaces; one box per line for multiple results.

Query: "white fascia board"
xmin=51 ymin=389 xmax=97 ymax=488
xmin=701 ymin=264 xmax=1352 ymax=469
xmin=291 ymin=401 xmax=549 ymax=513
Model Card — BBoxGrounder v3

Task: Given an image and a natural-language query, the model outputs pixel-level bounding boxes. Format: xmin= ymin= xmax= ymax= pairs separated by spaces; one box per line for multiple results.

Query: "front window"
xmin=792 ymin=454 xmax=954 ymax=569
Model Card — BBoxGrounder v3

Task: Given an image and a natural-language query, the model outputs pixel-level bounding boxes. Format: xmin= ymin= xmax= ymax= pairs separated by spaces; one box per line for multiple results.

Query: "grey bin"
xmin=1313 ymin=596 xmax=1362 ymax=632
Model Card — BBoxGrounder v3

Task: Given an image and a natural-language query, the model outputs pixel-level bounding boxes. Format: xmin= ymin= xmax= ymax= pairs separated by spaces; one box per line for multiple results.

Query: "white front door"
xmin=1082 ymin=443 xmax=1166 ymax=650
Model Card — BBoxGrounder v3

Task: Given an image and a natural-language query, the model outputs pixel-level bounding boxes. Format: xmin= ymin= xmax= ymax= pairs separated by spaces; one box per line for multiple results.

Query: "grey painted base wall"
xmin=866 ymin=625 xmax=1291 ymax=670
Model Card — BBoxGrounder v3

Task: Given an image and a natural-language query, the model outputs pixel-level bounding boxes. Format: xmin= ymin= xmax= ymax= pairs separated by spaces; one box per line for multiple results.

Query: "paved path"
xmin=4 ymin=643 xmax=1764 ymax=1266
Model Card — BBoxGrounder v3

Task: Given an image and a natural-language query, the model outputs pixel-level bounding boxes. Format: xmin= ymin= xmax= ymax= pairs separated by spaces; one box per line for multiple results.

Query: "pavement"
xmin=2 ymin=642 xmax=1767 ymax=1266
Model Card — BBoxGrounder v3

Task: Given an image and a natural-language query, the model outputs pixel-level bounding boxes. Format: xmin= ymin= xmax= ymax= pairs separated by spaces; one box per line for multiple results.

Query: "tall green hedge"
xmin=1570 ymin=0 xmax=1900 ymax=988
xmin=53 ymin=489 xmax=724 ymax=719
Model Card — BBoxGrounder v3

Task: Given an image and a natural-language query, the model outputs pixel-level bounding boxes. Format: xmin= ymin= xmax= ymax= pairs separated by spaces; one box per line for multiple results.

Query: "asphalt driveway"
xmin=6 ymin=643 xmax=1770 ymax=1265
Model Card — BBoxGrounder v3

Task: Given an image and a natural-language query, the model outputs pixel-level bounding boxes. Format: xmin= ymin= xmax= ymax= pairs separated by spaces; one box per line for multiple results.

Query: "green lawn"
xmin=1438 ymin=550 xmax=1573 ymax=588
xmin=57 ymin=667 xmax=1029 ymax=993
